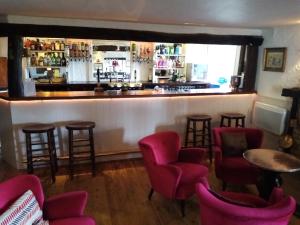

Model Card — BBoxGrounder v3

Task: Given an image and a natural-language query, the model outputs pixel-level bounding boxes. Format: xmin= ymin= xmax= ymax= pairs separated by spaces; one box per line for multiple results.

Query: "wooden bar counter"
xmin=0 ymin=89 xmax=256 ymax=169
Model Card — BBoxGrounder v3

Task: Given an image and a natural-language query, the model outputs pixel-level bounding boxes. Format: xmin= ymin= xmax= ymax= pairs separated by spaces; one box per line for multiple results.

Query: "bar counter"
xmin=0 ymin=88 xmax=254 ymax=101
xmin=0 ymin=89 xmax=257 ymax=169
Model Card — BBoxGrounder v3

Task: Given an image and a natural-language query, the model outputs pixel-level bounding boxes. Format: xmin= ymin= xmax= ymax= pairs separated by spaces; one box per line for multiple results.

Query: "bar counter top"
xmin=0 ymin=88 xmax=254 ymax=101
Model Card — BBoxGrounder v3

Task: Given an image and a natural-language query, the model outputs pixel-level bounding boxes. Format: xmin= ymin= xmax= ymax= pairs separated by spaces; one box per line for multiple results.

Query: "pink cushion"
xmin=49 ymin=217 xmax=96 ymax=225
xmin=0 ymin=190 xmax=47 ymax=225
xmin=172 ymin=162 xmax=208 ymax=184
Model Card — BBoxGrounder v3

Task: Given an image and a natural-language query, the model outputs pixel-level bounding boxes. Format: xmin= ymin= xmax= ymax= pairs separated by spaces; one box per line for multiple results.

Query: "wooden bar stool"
xmin=22 ymin=123 xmax=57 ymax=183
xmin=220 ymin=113 xmax=245 ymax=128
xmin=184 ymin=115 xmax=213 ymax=163
xmin=66 ymin=121 xmax=96 ymax=179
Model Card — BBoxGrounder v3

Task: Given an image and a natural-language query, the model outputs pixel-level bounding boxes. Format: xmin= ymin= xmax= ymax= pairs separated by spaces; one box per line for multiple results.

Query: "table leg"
xmin=257 ymin=170 xmax=282 ymax=200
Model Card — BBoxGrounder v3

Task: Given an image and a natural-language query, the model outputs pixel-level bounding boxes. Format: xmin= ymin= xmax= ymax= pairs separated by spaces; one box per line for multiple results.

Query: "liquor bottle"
xmin=38 ymin=55 xmax=44 ymax=66
xmin=43 ymin=53 xmax=49 ymax=66
xmin=60 ymin=53 xmax=67 ymax=66
xmin=56 ymin=53 xmax=61 ymax=66
xmin=60 ymin=41 xmax=65 ymax=51
xmin=51 ymin=41 xmax=55 ymax=51
xmin=51 ymin=53 xmax=56 ymax=66
xmin=55 ymin=41 xmax=60 ymax=51
xmin=30 ymin=53 xmax=37 ymax=66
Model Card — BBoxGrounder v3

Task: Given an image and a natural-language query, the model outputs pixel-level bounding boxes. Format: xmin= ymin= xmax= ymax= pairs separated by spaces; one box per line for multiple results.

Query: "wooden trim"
xmin=0 ymin=23 xmax=263 ymax=46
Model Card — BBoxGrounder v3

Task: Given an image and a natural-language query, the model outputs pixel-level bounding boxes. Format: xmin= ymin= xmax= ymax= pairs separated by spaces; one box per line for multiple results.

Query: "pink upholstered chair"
xmin=0 ymin=175 xmax=96 ymax=225
xmin=213 ymin=127 xmax=263 ymax=190
xmin=196 ymin=182 xmax=296 ymax=225
xmin=138 ymin=131 xmax=208 ymax=216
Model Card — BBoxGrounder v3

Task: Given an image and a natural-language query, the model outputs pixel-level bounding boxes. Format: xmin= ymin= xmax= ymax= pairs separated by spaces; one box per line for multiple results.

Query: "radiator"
xmin=253 ymin=101 xmax=288 ymax=135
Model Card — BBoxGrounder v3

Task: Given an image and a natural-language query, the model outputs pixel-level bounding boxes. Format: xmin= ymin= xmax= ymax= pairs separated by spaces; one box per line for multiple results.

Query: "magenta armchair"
xmin=196 ymin=182 xmax=296 ymax=225
xmin=213 ymin=127 xmax=263 ymax=190
xmin=138 ymin=131 xmax=208 ymax=216
xmin=0 ymin=175 xmax=96 ymax=225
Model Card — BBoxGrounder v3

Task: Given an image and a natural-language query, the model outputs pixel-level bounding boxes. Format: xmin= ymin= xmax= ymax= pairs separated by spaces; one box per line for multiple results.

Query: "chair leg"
xmin=222 ymin=181 xmax=227 ymax=191
xmin=180 ymin=200 xmax=185 ymax=217
xmin=148 ymin=188 xmax=154 ymax=200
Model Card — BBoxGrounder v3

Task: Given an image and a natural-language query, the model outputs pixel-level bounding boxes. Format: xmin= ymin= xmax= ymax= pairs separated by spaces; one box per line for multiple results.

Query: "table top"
xmin=243 ymin=148 xmax=300 ymax=173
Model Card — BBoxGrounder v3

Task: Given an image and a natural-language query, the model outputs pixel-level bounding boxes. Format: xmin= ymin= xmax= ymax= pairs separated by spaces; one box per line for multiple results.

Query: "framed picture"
xmin=263 ymin=47 xmax=287 ymax=72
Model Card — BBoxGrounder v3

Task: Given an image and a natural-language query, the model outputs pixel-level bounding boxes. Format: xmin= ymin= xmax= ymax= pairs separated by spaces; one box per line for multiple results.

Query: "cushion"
xmin=172 ymin=162 xmax=208 ymax=184
xmin=221 ymin=132 xmax=248 ymax=156
xmin=209 ymin=189 xmax=257 ymax=207
xmin=0 ymin=190 xmax=49 ymax=225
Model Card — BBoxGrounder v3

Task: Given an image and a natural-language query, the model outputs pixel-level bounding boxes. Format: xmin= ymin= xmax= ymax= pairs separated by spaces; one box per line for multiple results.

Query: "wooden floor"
xmin=0 ymin=159 xmax=299 ymax=225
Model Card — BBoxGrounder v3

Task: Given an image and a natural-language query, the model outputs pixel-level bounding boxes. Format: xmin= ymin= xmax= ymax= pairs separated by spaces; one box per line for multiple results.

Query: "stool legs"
xmin=47 ymin=130 xmax=56 ymax=183
xmin=25 ymin=133 xmax=33 ymax=174
xmin=184 ymin=119 xmax=190 ymax=147
xmin=68 ymin=129 xmax=74 ymax=180
xmin=89 ymin=128 xmax=96 ymax=176
xmin=207 ymin=120 xmax=212 ymax=164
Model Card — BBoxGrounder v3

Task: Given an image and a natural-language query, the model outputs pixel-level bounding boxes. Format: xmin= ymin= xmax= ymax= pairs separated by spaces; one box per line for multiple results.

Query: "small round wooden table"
xmin=243 ymin=148 xmax=300 ymax=200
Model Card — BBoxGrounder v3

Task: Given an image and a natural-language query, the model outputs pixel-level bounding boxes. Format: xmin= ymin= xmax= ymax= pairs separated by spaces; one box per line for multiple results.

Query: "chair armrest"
xmin=151 ymin=164 xmax=182 ymax=199
xmin=43 ymin=191 xmax=87 ymax=220
xmin=178 ymin=147 xmax=207 ymax=164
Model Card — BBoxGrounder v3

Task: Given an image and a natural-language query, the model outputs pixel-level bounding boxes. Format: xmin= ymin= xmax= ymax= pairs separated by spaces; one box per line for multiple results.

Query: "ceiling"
xmin=0 ymin=0 xmax=300 ymax=28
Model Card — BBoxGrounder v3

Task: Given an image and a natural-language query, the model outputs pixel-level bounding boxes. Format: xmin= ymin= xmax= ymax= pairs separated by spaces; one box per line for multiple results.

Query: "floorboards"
xmin=0 ymin=159 xmax=299 ymax=225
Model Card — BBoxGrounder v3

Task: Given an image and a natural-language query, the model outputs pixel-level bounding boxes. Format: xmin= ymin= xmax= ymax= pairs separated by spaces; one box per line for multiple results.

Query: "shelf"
xmin=156 ymin=54 xmax=185 ymax=57
xmin=28 ymin=50 xmax=65 ymax=53
xmin=154 ymin=67 xmax=185 ymax=69
xmin=156 ymin=76 xmax=171 ymax=78
xmin=27 ymin=66 xmax=67 ymax=68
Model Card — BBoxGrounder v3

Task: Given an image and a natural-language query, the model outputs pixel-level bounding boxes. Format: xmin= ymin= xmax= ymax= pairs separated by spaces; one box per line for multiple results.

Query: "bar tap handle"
xmin=97 ymin=68 xmax=100 ymax=83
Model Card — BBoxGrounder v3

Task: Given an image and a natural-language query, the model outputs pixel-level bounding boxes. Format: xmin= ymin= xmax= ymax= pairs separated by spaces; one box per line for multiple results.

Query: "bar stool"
xmin=65 ymin=121 xmax=96 ymax=179
xmin=184 ymin=115 xmax=213 ymax=163
xmin=220 ymin=113 xmax=245 ymax=128
xmin=22 ymin=123 xmax=57 ymax=183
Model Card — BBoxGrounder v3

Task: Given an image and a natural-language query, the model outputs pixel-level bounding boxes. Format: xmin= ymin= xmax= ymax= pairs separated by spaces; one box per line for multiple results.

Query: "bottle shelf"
xmin=28 ymin=50 xmax=65 ymax=53
xmin=27 ymin=66 xmax=67 ymax=68
xmin=156 ymin=54 xmax=185 ymax=57
xmin=154 ymin=66 xmax=185 ymax=69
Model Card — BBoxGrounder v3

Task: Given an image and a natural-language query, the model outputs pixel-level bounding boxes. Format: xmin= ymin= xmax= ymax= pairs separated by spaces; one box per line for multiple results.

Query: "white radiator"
xmin=253 ymin=101 xmax=288 ymax=135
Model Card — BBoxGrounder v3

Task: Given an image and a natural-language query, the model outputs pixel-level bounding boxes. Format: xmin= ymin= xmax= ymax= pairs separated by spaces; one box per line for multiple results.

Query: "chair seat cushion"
xmin=172 ymin=162 xmax=208 ymax=184
xmin=50 ymin=217 xmax=95 ymax=225
xmin=172 ymin=162 xmax=208 ymax=199
xmin=220 ymin=191 xmax=269 ymax=207
xmin=217 ymin=157 xmax=260 ymax=184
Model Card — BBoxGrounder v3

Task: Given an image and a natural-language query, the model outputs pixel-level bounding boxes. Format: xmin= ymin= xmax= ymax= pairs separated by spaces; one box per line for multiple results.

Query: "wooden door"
xmin=0 ymin=57 xmax=7 ymax=88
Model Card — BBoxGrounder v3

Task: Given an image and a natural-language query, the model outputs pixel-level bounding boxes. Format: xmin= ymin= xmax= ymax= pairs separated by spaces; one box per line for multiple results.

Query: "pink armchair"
xmin=0 ymin=175 xmax=96 ymax=225
xmin=196 ymin=182 xmax=296 ymax=225
xmin=138 ymin=131 xmax=208 ymax=216
xmin=213 ymin=127 xmax=263 ymax=190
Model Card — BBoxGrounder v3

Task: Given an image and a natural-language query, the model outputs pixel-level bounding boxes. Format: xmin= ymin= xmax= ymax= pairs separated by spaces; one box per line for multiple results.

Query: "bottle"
xmin=31 ymin=53 xmax=37 ymax=66
xmin=55 ymin=41 xmax=60 ymax=51
xmin=56 ymin=53 xmax=61 ymax=66
xmin=60 ymin=41 xmax=65 ymax=51
xmin=38 ymin=55 xmax=44 ymax=66
xmin=60 ymin=53 xmax=67 ymax=66
xmin=43 ymin=53 xmax=48 ymax=66
xmin=51 ymin=53 xmax=56 ymax=66
xmin=51 ymin=41 xmax=55 ymax=51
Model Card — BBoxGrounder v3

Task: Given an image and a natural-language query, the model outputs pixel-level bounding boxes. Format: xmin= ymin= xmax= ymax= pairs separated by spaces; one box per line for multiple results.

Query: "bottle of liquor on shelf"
xmin=51 ymin=53 xmax=56 ymax=66
xmin=56 ymin=53 xmax=61 ymax=66
xmin=60 ymin=53 xmax=67 ymax=66
xmin=51 ymin=41 xmax=55 ymax=51
xmin=30 ymin=53 xmax=37 ymax=66
xmin=38 ymin=55 xmax=44 ymax=66
xmin=60 ymin=41 xmax=65 ymax=51
xmin=55 ymin=41 xmax=60 ymax=51
xmin=43 ymin=53 xmax=49 ymax=66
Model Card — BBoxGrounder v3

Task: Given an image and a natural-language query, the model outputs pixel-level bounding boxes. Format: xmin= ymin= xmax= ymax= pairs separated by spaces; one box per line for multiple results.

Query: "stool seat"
xmin=188 ymin=115 xmax=212 ymax=121
xmin=221 ymin=113 xmax=245 ymax=119
xmin=220 ymin=113 xmax=245 ymax=128
xmin=23 ymin=124 xmax=55 ymax=133
xmin=66 ymin=121 xmax=95 ymax=130
xmin=185 ymin=114 xmax=213 ymax=163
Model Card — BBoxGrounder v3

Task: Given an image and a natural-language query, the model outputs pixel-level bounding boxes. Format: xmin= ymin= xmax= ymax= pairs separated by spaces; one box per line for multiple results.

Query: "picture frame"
xmin=263 ymin=47 xmax=287 ymax=72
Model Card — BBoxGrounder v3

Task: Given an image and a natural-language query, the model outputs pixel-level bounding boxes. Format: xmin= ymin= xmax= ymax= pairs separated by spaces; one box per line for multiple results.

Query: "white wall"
xmin=6 ymin=15 xmax=262 ymax=36
xmin=256 ymin=25 xmax=300 ymax=108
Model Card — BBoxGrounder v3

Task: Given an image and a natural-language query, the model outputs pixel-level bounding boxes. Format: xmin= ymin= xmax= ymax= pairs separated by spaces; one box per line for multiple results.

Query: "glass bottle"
xmin=60 ymin=41 xmax=65 ymax=51
xmin=60 ymin=53 xmax=67 ymax=66
xmin=56 ymin=53 xmax=61 ymax=66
